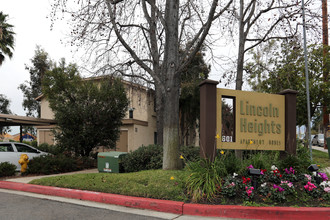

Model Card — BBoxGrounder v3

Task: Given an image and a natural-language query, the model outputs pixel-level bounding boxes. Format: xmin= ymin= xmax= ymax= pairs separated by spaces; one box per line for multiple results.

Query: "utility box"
xmin=97 ymin=151 xmax=127 ymax=173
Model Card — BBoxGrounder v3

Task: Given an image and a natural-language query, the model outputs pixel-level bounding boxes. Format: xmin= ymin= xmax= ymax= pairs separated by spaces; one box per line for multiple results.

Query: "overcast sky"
xmin=0 ymin=0 xmax=268 ymax=136
xmin=0 ymin=0 xmax=77 ymax=134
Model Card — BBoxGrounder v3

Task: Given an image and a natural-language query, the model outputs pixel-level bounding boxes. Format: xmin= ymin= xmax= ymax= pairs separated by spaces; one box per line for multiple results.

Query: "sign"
xmin=216 ymin=88 xmax=285 ymax=150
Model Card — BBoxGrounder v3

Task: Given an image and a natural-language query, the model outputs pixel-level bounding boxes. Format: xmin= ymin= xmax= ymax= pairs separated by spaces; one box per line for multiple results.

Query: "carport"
xmin=0 ymin=114 xmax=56 ymax=142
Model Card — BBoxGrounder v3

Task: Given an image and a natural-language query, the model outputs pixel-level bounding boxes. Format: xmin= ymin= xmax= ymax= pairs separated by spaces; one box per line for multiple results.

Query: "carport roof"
xmin=0 ymin=114 xmax=56 ymax=127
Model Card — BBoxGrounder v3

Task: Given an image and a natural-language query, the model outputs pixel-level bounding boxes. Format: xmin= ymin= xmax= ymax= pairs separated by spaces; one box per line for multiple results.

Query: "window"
xmin=221 ymin=96 xmax=236 ymax=142
xmin=14 ymin=144 xmax=38 ymax=153
xmin=154 ymin=132 xmax=157 ymax=145
xmin=0 ymin=144 xmax=14 ymax=152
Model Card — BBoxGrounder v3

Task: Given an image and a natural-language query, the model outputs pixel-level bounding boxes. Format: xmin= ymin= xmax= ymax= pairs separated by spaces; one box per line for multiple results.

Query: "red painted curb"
xmin=1 ymin=181 xmax=330 ymax=219
xmin=183 ymin=203 xmax=330 ymax=219
xmin=0 ymin=181 xmax=183 ymax=214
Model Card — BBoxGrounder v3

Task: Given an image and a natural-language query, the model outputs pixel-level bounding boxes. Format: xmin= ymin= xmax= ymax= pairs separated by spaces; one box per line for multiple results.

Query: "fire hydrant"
xmin=18 ymin=154 xmax=29 ymax=173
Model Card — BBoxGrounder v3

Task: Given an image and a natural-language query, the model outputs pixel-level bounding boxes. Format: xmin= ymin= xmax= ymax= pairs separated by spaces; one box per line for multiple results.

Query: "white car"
xmin=0 ymin=142 xmax=48 ymax=171
xmin=311 ymin=134 xmax=324 ymax=147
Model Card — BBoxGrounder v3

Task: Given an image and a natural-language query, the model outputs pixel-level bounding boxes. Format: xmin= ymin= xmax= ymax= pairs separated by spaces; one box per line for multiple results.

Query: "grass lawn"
xmin=30 ymin=149 xmax=330 ymax=205
xmin=30 ymin=169 xmax=190 ymax=202
xmin=312 ymin=149 xmax=330 ymax=169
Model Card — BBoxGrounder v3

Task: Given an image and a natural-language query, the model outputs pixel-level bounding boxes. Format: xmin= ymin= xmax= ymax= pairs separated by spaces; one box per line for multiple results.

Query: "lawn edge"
xmin=1 ymin=181 xmax=330 ymax=219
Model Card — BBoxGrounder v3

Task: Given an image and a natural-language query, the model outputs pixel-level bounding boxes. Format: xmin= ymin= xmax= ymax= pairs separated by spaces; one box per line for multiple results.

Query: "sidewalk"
xmin=312 ymin=145 xmax=328 ymax=153
xmin=4 ymin=169 xmax=98 ymax=184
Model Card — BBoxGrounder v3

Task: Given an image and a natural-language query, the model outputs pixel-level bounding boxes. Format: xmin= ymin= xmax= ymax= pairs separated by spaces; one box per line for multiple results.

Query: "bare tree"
xmin=51 ymin=0 xmax=233 ymax=169
xmin=218 ymin=0 xmax=322 ymax=90
xmin=217 ymin=0 xmax=322 ymax=158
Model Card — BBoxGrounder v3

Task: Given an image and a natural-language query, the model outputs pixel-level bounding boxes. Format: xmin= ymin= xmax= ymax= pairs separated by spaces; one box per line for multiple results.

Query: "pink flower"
xmin=247 ymin=165 xmax=254 ymax=169
xmin=324 ymin=187 xmax=330 ymax=193
xmin=245 ymin=186 xmax=254 ymax=197
xmin=285 ymin=167 xmax=295 ymax=174
xmin=304 ymin=174 xmax=312 ymax=181
xmin=273 ymin=184 xmax=285 ymax=192
xmin=281 ymin=180 xmax=293 ymax=188
xmin=304 ymin=182 xmax=317 ymax=191
xmin=319 ymin=172 xmax=328 ymax=181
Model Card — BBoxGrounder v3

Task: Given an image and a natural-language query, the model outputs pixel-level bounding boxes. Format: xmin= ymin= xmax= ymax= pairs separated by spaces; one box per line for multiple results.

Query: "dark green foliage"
xmin=120 ymin=145 xmax=163 ymax=173
xmin=179 ymin=47 xmax=210 ymax=145
xmin=179 ymin=145 xmax=200 ymax=162
xmin=0 ymin=94 xmax=12 ymax=134
xmin=43 ymin=61 xmax=129 ymax=157
xmin=277 ymin=145 xmax=312 ymax=174
xmin=0 ymin=11 xmax=15 ymax=66
xmin=246 ymin=41 xmax=330 ymax=126
xmin=186 ymin=157 xmax=226 ymax=202
xmin=19 ymin=46 xmax=51 ymax=118
xmin=26 ymin=154 xmax=96 ymax=175
xmin=121 ymin=145 xmax=201 ymax=173
xmin=0 ymin=162 xmax=16 ymax=177
xmin=35 ymin=143 xmax=66 ymax=155
xmin=220 ymin=151 xmax=242 ymax=175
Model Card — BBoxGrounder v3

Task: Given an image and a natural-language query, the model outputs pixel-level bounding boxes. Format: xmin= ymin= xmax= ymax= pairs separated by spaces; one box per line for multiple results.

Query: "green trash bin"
xmin=326 ymin=137 xmax=330 ymax=159
xmin=97 ymin=151 xmax=127 ymax=173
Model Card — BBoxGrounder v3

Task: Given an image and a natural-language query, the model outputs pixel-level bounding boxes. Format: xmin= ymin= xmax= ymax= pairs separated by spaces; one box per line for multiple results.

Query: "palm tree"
xmin=0 ymin=12 xmax=15 ymax=66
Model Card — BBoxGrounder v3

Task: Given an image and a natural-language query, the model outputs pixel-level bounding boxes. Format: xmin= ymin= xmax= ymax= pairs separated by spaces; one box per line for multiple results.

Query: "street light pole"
xmin=301 ymin=0 xmax=313 ymax=161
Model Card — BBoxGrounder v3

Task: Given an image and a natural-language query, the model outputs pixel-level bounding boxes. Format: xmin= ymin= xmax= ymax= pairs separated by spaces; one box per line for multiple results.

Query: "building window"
xmin=154 ymin=132 xmax=157 ymax=145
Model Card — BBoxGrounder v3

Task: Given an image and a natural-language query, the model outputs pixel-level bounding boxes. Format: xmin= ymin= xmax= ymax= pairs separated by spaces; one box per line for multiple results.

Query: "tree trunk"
xmin=163 ymin=82 xmax=181 ymax=169
xmin=155 ymin=84 xmax=164 ymax=146
xmin=162 ymin=0 xmax=181 ymax=170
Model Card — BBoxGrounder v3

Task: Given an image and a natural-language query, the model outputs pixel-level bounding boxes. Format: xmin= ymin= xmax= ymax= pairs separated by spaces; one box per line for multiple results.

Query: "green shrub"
xmin=0 ymin=162 xmax=16 ymax=177
xmin=221 ymin=151 xmax=242 ymax=175
xmin=35 ymin=143 xmax=66 ymax=155
xmin=240 ymin=151 xmax=279 ymax=175
xmin=120 ymin=145 xmax=163 ymax=173
xmin=26 ymin=154 xmax=96 ymax=175
xmin=277 ymin=145 xmax=312 ymax=174
xmin=26 ymin=155 xmax=78 ymax=175
xmin=75 ymin=156 xmax=97 ymax=170
xmin=185 ymin=156 xmax=225 ymax=202
xmin=180 ymin=146 xmax=200 ymax=162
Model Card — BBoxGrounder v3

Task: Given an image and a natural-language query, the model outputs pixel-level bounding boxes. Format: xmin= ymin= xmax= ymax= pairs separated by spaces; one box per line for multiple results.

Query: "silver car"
xmin=0 ymin=142 xmax=48 ymax=171
xmin=311 ymin=134 xmax=324 ymax=147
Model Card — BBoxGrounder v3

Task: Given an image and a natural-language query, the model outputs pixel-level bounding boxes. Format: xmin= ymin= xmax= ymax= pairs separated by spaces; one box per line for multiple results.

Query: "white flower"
xmin=261 ymin=183 xmax=267 ymax=188
xmin=323 ymin=181 xmax=330 ymax=187
xmin=232 ymin=173 xmax=238 ymax=178
xmin=271 ymin=165 xmax=278 ymax=170
xmin=313 ymin=171 xmax=317 ymax=176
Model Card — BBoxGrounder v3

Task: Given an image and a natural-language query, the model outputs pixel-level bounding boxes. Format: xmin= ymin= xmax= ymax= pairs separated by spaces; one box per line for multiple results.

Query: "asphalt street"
xmin=0 ymin=189 xmax=225 ymax=220
xmin=0 ymin=190 xmax=167 ymax=220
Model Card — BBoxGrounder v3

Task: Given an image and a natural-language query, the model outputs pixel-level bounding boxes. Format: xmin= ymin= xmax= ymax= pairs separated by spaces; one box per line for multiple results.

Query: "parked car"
xmin=0 ymin=142 xmax=48 ymax=171
xmin=311 ymin=134 xmax=324 ymax=147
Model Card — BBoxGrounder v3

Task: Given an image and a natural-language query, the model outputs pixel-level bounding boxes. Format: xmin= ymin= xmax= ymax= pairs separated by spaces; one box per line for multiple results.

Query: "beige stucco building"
xmin=36 ymin=77 xmax=157 ymax=153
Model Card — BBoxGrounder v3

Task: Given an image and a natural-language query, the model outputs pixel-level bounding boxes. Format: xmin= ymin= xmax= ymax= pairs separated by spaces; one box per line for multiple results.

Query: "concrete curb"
xmin=183 ymin=203 xmax=330 ymax=219
xmin=0 ymin=181 xmax=183 ymax=214
xmin=1 ymin=181 xmax=330 ymax=219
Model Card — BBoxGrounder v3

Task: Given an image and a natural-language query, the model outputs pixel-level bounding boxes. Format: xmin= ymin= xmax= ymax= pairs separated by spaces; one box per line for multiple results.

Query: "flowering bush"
xmin=319 ymin=172 xmax=328 ymax=181
xmin=283 ymin=167 xmax=297 ymax=182
xmin=244 ymin=186 xmax=255 ymax=200
xmin=221 ymin=181 xmax=237 ymax=198
xmin=215 ymin=164 xmax=330 ymax=206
